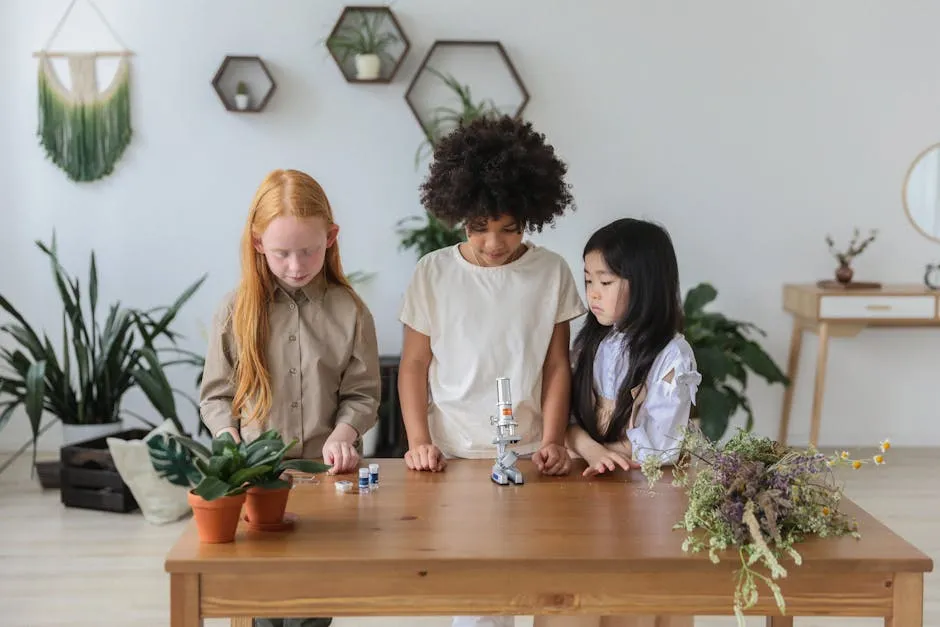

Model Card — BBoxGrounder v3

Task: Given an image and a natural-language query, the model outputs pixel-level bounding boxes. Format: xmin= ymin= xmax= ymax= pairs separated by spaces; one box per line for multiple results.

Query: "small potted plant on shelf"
xmin=682 ymin=282 xmax=789 ymax=442
xmin=234 ymin=81 xmax=250 ymax=110
xmin=326 ymin=10 xmax=399 ymax=81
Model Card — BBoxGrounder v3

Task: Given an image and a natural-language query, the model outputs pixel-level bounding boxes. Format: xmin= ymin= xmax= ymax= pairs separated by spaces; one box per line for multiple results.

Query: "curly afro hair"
xmin=419 ymin=115 xmax=574 ymax=232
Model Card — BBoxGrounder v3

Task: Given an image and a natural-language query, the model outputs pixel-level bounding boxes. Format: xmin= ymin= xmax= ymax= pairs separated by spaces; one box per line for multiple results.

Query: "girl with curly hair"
xmin=398 ymin=116 xmax=585 ymax=469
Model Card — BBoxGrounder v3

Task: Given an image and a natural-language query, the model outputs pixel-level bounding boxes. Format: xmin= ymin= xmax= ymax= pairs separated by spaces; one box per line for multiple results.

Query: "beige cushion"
xmin=107 ymin=420 xmax=191 ymax=525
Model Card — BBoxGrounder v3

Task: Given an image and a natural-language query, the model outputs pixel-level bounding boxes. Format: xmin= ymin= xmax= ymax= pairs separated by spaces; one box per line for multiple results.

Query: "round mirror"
xmin=903 ymin=143 xmax=940 ymax=243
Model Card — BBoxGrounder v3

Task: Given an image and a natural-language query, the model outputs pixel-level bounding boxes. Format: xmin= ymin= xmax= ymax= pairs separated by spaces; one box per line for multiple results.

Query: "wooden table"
xmin=165 ymin=459 xmax=932 ymax=627
xmin=779 ymin=283 xmax=940 ymax=448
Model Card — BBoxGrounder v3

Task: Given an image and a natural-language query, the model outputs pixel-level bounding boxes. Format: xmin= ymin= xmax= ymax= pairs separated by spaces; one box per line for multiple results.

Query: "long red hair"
xmin=231 ymin=169 xmax=357 ymax=425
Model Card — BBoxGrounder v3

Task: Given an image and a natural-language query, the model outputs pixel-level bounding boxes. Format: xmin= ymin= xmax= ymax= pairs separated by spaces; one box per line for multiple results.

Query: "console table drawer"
xmin=819 ymin=295 xmax=937 ymax=319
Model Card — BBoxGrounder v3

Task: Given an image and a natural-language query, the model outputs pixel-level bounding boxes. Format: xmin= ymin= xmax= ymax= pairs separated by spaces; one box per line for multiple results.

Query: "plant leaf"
xmin=279 ymin=458 xmax=331 ymax=474
xmin=684 ymin=283 xmax=718 ymax=316
xmin=738 ymin=340 xmax=788 ymax=384
xmin=147 ymin=434 xmax=200 ymax=487
xmin=192 ymin=476 xmax=234 ymax=500
xmin=696 ymin=384 xmax=738 ymax=442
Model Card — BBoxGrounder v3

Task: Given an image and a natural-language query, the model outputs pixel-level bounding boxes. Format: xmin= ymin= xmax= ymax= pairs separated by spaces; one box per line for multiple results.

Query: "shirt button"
xmin=289 ymin=303 xmax=296 ymax=310
xmin=289 ymin=368 xmax=297 ymax=375
xmin=288 ymin=335 xmax=297 ymax=342
xmin=291 ymin=401 xmax=299 ymax=409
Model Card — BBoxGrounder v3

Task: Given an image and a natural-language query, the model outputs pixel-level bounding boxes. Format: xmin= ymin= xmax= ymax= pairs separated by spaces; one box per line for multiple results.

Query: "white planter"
xmin=62 ymin=421 xmax=125 ymax=446
xmin=355 ymin=53 xmax=381 ymax=80
xmin=234 ymin=93 xmax=250 ymax=110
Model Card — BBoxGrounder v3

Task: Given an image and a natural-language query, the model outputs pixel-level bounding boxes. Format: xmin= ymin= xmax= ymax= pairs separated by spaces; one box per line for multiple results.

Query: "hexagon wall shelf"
xmin=325 ymin=5 xmax=410 ymax=83
xmin=211 ymin=55 xmax=277 ymax=112
xmin=405 ymin=40 xmax=530 ymax=166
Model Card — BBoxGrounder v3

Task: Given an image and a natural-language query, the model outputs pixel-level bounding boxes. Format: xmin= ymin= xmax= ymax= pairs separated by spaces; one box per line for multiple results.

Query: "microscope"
xmin=490 ymin=377 xmax=524 ymax=485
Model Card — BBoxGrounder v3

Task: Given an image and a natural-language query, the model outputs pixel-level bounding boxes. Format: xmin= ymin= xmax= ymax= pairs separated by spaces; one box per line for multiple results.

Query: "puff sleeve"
xmin=626 ymin=337 xmax=701 ymax=465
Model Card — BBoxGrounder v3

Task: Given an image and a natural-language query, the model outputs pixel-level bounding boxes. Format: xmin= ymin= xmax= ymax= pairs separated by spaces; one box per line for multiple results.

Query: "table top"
xmin=165 ymin=459 xmax=933 ymax=575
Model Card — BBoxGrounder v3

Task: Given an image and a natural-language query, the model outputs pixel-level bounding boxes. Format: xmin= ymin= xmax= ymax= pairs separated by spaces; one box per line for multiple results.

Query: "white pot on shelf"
xmin=234 ymin=93 xmax=250 ymax=110
xmin=355 ymin=53 xmax=381 ymax=80
xmin=62 ymin=421 xmax=126 ymax=446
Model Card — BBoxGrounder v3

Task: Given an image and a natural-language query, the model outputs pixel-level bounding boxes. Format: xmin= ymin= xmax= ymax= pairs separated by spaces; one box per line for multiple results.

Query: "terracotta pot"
xmin=836 ymin=263 xmax=854 ymax=284
xmin=245 ymin=475 xmax=293 ymax=526
xmin=188 ymin=490 xmax=246 ymax=544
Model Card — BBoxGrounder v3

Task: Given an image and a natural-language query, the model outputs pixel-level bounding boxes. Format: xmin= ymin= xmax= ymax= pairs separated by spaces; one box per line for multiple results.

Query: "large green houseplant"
xmin=682 ymin=282 xmax=789 ymax=442
xmin=0 ymin=233 xmax=205 ymax=472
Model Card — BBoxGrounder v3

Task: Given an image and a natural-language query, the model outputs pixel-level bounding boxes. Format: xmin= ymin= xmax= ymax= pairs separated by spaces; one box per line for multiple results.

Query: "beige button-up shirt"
xmin=200 ymin=276 xmax=381 ymax=459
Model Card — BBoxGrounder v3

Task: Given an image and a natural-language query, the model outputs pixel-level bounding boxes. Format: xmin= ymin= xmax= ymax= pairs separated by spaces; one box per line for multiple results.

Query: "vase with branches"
xmin=825 ymin=228 xmax=878 ymax=284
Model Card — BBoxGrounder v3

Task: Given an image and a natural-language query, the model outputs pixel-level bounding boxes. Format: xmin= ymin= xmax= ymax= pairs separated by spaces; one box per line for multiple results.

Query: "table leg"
xmin=808 ymin=322 xmax=830 ymax=449
xmin=777 ymin=318 xmax=804 ymax=445
xmin=766 ymin=617 xmax=793 ymax=627
xmin=170 ymin=573 xmax=202 ymax=627
xmin=887 ymin=572 xmax=924 ymax=627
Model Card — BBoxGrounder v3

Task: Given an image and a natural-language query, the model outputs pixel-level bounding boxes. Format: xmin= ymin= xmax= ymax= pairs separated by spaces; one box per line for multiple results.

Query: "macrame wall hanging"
xmin=33 ymin=0 xmax=133 ymax=183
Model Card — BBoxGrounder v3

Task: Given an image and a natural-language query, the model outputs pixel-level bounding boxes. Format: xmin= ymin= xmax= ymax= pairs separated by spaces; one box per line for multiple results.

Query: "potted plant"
xmin=148 ymin=429 xmax=329 ymax=540
xmin=234 ymin=81 xmax=250 ymax=110
xmin=825 ymin=228 xmax=878 ymax=284
xmin=326 ymin=10 xmax=399 ymax=80
xmin=0 ymin=233 xmax=204 ymax=475
xmin=682 ymin=282 xmax=789 ymax=442
xmin=241 ymin=430 xmax=330 ymax=526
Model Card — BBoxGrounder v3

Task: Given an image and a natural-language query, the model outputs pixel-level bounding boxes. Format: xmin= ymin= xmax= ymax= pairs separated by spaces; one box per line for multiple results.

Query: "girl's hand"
xmin=322 ymin=440 xmax=360 ymax=475
xmin=404 ymin=443 xmax=446 ymax=472
xmin=533 ymin=442 xmax=571 ymax=475
xmin=582 ymin=449 xmax=640 ymax=477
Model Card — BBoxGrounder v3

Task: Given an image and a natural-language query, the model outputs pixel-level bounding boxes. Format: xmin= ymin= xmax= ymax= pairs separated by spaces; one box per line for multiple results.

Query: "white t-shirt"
xmin=399 ymin=243 xmax=587 ymax=458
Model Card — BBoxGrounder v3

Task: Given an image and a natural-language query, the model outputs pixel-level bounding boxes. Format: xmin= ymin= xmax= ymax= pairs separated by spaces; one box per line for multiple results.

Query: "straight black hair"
xmin=571 ymin=218 xmax=683 ymax=443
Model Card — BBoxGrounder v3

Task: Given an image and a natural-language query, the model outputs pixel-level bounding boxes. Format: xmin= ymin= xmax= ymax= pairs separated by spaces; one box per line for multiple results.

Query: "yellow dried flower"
xmin=880 ymin=439 xmax=891 ymax=453
xmin=852 ymin=460 xmax=862 ymax=469
xmin=840 ymin=451 xmax=850 ymax=460
xmin=821 ymin=506 xmax=830 ymax=516
xmin=873 ymin=454 xmax=885 ymax=465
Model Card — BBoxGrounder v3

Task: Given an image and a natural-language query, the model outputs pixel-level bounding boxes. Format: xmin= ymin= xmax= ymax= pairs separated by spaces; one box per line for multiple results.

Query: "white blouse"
xmin=593 ymin=331 xmax=701 ymax=465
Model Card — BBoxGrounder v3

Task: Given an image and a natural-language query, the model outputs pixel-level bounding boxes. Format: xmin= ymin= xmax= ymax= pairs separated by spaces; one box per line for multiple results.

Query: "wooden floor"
xmin=1 ymin=448 xmax=936 ymax=627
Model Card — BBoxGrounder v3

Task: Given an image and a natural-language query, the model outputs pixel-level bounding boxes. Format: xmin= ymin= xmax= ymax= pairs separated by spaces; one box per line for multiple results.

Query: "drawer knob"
xmin=865 ymin=304 xmax=892 ymax=311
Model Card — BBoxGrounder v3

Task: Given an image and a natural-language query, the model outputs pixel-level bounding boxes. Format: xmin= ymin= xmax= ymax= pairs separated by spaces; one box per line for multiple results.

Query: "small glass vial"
xmin=358 ymin=467 xmax=370 ymax=493
xmin=369 ymin=463 xmax=379 ymax=488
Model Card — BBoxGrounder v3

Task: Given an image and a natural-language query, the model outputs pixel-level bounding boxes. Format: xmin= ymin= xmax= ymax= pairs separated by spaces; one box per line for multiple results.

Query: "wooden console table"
xmin=164 ymin=459 xmax=932 ymax=627
xmin=779 ymin=283 xmax=940 ymax=447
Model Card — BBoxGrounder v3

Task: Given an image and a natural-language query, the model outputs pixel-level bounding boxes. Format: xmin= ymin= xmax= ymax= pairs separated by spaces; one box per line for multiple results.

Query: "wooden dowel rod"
xmin=33 ymin=50 xmax=134 ymax=58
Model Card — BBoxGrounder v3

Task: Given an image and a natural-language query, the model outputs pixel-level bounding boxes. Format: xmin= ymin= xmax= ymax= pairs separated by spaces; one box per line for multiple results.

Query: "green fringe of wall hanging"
xmin=36 ymin=53 xmax=133 ymax=183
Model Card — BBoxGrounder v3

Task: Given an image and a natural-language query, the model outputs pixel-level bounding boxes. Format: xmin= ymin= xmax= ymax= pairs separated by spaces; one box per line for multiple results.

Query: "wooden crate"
xmin=59 ymin=428 xmax=149 ymax=513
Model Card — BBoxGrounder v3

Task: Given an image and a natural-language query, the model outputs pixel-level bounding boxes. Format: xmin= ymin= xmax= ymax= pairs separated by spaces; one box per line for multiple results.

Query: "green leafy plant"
xmin=235 ymin=81 xmax=248 ymax=96
xmin=396 ymin=212 xmax=466 ymax=261
xmin=148 ymin=429 xmax=329 ymax=500
xmin=414 ymin=67 xmax=504 ymax=168
xmin=682 ymin=283 xmax=788 ymax=442
xmin=0 ymin=234 xmax=205 ymax=470
xmin=325 ymin=10 xmax=399 ymax=66
xmin=640 ymin=426 xmax=890 ymax=626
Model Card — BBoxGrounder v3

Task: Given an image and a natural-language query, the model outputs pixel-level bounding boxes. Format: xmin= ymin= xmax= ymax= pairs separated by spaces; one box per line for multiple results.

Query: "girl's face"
xmin=464 ymin=215 xmax=525 ymax=266
xmin=254 ymin=215 xmax=338 ymax=289
xmin=584 ymin=250 xmax=628 ymax=327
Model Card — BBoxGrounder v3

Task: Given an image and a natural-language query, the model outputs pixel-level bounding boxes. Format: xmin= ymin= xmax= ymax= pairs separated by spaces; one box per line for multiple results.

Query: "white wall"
xmin=4 ymin=0 xmax=940 ymax=453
